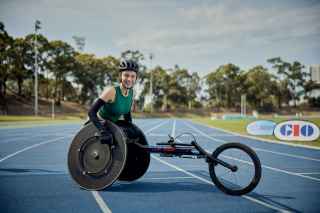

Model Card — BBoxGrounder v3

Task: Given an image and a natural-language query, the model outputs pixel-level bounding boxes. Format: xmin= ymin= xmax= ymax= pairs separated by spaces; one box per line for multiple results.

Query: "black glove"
xmin=100 ymin=130 xmax=113 ymax=145
xmin=124 ymin=112 xmax=132 ymax=123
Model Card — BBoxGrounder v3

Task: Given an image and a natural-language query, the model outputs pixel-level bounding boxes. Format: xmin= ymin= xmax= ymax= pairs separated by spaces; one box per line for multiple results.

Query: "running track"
xmin=0 ymin=119 xmax=319 ymax=213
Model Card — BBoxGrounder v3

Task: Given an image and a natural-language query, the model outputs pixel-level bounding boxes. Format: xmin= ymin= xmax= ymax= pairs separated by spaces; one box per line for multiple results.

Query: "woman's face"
xmin=121 ymin=70 xmax=137 ymax=89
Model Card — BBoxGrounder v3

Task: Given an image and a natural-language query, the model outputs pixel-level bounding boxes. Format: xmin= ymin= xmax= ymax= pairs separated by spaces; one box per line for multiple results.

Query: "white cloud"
xmin=115 ymin=2 xmax=320 ymax=55
xmin=1 ymin=0 xmax=319 ymax=74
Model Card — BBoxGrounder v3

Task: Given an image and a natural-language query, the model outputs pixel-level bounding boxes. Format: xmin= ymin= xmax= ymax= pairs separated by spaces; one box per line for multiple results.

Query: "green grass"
xmin=190 ymin=117 xmax=320 ymax=147
xmin=0 ymin=115 xmax=84 ymax=128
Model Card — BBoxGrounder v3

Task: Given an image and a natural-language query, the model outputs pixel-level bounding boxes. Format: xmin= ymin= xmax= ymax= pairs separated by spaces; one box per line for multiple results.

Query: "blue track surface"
xmin=0 ymin=119 xmax=319 ymax=213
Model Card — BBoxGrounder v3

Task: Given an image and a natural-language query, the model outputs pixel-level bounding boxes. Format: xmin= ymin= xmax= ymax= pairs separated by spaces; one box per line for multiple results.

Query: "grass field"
xmin=191 ymin=117 xmax=320 ymax=147
xmin=0 ymin=115 xmax=84 ymax=128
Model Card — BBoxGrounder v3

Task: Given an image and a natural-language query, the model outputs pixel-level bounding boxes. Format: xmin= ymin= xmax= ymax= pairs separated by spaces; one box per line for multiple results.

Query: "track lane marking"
xmin=296 ymin=172 xmax=320 ymax=175
xmin=91 ymin=119 xmax=169 ymax=213
xmin=144 ymin=120 xmax=169 ymax=134
xmin=143 ymin=176 xmax=195 ymax=180
xmin=1 ymin=132 xmax=69 ymax=144
xmin=152 ymin=156 xmax=292 ymax=213
xmin=0 ymin=119 xmax=168 ymax=213
xmin=0 ymin=135 xmax=73 ymax=163
xmin=169 ymin=120 xmax=293 ymax=212
xmin=92 ymin=191 xmax=112 ymax=213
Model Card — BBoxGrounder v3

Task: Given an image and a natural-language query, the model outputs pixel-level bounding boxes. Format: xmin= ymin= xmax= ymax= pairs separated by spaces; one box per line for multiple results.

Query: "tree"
xmin=141 ymin=66 xmax=170 ymax=110
xmin=73 ymin=53 xmax=119 ymax=104
xmin=244 ymin=66 xmax=276 ymax=111
xmin=206 ymin=64 xmax=242 ymax=108
xmin=0 ymin=22 xmax=14 ymax=102
xmin=9 ymin=37 xmax=33 ymax=96
xmin=287 ymin=61 xmax=306 ymax=107
xmin=47 ymin=40 xmax=76 ymax=105
xmin=267 ymin=57 xmax=307 ymax=107
xmin=24 ymin=33 xmax=50 ymax=98
xmin=304 ymin=78 xmax=320 ymax=107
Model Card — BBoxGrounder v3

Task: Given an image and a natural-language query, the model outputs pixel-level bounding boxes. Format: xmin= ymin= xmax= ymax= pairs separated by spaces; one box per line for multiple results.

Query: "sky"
xmin=1 ymin=0 xmax=320 ymax=77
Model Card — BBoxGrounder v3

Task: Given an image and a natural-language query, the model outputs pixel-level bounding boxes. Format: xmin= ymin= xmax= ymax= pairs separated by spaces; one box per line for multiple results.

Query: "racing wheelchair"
xmin=68 ymin=120 xmax=262 ymax=196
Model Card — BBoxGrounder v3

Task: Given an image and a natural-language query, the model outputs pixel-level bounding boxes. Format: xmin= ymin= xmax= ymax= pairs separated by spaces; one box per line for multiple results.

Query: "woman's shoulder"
xmin=99 ymin=86 xmax=116 ymax=103
xmin=104 ymin=85 xmax=117 ymax=93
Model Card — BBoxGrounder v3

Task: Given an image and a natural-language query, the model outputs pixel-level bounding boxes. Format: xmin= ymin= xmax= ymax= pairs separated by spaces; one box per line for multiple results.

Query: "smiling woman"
xmin=87 ymin=59 xmax=138 ymax=145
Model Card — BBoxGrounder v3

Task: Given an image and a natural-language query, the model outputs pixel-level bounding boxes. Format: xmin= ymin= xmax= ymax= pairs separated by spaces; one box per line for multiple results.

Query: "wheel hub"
xmin=81 ymin=138 xmax=111 ymax=175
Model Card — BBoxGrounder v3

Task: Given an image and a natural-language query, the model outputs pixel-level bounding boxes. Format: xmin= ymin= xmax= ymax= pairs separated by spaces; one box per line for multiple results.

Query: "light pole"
xmin=149 ymin=53 xmax=154 ymax=113
xmin=34 ymin=20 xmax=41 ymax=116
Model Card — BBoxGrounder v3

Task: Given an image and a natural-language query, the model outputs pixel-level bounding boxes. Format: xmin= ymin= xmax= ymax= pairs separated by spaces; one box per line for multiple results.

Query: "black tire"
xmin=116 ymin=121 xmax=150 ymax=181
xmin=68 ymin=121 xmax=127 ymax=190
xmin=208 ymin=143 xmax=261 ymax=196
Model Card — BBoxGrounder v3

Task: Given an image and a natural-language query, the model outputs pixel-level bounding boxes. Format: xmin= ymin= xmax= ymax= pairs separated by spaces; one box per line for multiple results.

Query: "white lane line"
xmin=296 ymin=172 xmax=320 ymax=175
xmin=147 ymin=133 xmax=168 ymax=137
xmin=208 ymin=134 xmax=241 ymax=137
xmin=144 ymin=120 xmax=169 ymax=134
xmin=0 ymin=135 xmax=72 ymax=163
xmin=143 ymin=176 xmax=195 ymax=180
xmin=253 ymin=147 xmax=320 ymax=163
xmin=91 ymin=191 xmax=112 ymax=213
xmin=261 ymin=165 xmax=320 ymax=182
xmin=148 ymin=133 xmax=200 ymax=137
xmin=1 ymin=133 xmax=68 ymax=144
xmin=184 ymin=121 xmax=320 ymax=182
xmin=0 ymin=172 xmax=68 ymax=176
xmin=171 ymin=120 xmax=292 ymax=212
xmin=214 ymin=151 xmax=320 ymax=182
xmin=152 ymin=156 xmax=291 ymax=213
xmin=135 ymin=119 xmax=161 ymax=130
xmin=171 ymin=119 xmax=176 ymax=137
xmin=91 ymin=119 xmax=169 ymax=213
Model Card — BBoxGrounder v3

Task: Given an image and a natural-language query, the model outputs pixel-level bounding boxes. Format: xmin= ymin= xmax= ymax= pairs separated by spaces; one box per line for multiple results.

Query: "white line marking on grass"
xmin=0 ymin=135 xmax=72 ymax=163
xmin=152 ymin=155 xmax=291 ymax=213
xmin=184 ymin=121 xmax=320 ymax=182
xmin=92 ymin=191 xmax=112 ymax=213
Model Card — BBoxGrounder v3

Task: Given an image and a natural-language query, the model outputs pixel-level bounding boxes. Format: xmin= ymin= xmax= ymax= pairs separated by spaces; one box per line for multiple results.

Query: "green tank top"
xmin=98 ymin=85 xmax=133 ymax=122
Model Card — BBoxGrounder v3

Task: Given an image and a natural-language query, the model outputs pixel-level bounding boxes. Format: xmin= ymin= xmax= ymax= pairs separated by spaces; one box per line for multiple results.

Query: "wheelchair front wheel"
xmin=208 ymin=143 xmax=261 ymax=195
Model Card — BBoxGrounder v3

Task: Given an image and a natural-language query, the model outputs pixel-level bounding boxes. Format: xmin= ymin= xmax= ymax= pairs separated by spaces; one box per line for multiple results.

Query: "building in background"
xmin=309 ymin=65 xmax=320 ymax=98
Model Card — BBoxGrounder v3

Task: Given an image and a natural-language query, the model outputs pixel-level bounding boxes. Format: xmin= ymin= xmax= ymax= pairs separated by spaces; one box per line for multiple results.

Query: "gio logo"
xmin=274 ymin=120 xmax=320 ymax=141
xmin=280 ymin=124 xmax=314 ymax=137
